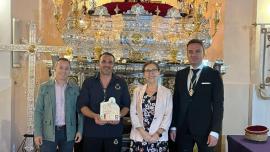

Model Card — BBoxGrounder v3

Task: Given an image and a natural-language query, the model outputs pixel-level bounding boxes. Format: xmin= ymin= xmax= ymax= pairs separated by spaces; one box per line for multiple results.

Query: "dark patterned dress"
xmin=130 ymin=92 xmax=168 ymax=152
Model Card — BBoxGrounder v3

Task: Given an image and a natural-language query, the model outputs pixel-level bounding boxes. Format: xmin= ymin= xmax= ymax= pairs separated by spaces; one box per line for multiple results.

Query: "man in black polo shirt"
xmin=77 ymin=52 xmax=131 ymax=152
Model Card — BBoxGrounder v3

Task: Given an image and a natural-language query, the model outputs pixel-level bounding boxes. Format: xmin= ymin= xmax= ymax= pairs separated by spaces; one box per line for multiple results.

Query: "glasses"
xmin=144 ymin=69 xmax=159 ymax=73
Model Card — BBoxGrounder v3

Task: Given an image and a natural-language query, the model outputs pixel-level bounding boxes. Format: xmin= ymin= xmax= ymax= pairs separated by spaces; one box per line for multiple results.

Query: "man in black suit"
xmin=170 ymin=39 xmax=224 ymax=152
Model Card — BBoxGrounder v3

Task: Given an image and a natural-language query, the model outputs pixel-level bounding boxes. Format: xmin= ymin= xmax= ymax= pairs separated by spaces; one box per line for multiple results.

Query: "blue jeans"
xmin=40 ymin=127 xmax=74 ymax=152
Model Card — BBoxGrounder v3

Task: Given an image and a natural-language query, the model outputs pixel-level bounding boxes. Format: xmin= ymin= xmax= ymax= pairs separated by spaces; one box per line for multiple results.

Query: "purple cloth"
xmin=227 ymin=135 xmax=270 ymax=152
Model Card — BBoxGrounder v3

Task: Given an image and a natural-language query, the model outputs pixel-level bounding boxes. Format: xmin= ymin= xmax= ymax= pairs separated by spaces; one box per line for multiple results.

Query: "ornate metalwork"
xmin=24 ymin=52 xmax=36 ymax=152
xmin=129 ymin=3 xmax=151 ymax=15
xmin=0 ymin=44 xmax=67 ymax=53
xmin=93 ymin=6 xmax=110 ymax=16
xmin=258 ymin=26 xmax=270 ymax=99
xmin=166 ymin=8 xmax=181 ymax=18
xmin=57 ymin=2 xmax=221 ymax=62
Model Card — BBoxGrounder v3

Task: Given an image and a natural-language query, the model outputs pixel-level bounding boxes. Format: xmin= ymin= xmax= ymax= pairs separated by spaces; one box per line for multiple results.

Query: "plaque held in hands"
xmin=100 ymin=97 xmax=120 ymax=121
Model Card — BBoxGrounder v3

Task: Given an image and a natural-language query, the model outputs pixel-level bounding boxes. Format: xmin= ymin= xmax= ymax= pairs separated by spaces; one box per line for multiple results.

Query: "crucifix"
xmin=0 ymin=21 xmax=66 ymax=152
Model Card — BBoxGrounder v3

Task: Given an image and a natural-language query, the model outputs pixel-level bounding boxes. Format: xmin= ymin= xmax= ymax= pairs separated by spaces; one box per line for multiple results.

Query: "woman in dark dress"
xmin=130 ymin=61 xmax=173 ymax=152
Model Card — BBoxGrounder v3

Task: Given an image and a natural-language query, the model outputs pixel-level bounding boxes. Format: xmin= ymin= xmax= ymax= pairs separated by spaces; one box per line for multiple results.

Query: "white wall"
xmin=0 ymin=1 xmax=12 ymax=151
xmin=251 ymin=0 xmax=270 ymax=134
xmin=222 ymin=0 xmax=255 ymax=135
xmin=251 ymin=85 xmax=270 ymax=132
xmin=256 ymin=0 xmax=270 ymax=24
xmin=222 ymin=0 xmax=270 ymax=139
xmin=0 ymin=0 xmax=11 ymax=44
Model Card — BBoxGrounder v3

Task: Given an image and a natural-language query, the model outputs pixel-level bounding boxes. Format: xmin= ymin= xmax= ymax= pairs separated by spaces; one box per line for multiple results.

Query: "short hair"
xmin=99 ymin=52 xmax=115 ymax=62
xmin=58 ymin=57 xmax=70 ymax=63
xmin=55 ymin=57 xmax=70 ymax=66
xmin=142 ymin=61 xmax=160 ymax=72
xmin=54 ymin=58 xmax=70 ymax=70
xmin=187 ymin=39 xmax=205 ymax=52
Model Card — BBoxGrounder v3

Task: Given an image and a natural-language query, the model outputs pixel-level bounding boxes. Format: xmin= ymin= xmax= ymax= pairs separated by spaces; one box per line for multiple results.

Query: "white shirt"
xmin=187 ymin=64 xmax=204 ymax=91
xmin=55 ymin=81 xmax=67 ymax=126
xmin=171 ymin=63 xmax=219 ymax=139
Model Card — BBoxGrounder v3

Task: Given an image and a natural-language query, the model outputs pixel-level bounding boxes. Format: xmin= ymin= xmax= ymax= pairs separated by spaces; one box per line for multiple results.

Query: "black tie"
xmin=190 ymin=69 xmax=200 ymax=90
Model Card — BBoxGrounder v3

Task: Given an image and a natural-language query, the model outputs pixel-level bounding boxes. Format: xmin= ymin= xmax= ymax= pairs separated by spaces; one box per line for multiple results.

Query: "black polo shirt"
xmin=77 ymin=73 xmax=131 ymax=138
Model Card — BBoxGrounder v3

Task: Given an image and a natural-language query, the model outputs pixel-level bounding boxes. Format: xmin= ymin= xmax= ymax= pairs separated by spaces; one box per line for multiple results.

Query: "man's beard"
xmin=101 ymin=69 xmax=112 ymax=75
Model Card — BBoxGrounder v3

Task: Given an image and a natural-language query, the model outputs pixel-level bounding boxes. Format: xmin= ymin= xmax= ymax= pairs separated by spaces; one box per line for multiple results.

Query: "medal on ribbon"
xmin=189 ymin=88 xmax=194 ymax=96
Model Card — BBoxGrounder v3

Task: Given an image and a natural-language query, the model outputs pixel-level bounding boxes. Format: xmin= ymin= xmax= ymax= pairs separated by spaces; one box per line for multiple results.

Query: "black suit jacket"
xmin=172 ymin=66 xmax=224 ymax=136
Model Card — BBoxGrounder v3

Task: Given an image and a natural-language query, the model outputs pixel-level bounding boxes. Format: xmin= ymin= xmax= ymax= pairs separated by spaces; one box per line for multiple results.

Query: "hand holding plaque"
xmin=100 ymin=97 xmax=120 ymax=121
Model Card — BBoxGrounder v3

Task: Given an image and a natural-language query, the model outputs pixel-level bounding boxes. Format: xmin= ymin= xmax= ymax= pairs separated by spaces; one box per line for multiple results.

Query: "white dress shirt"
xmin=187 ymin=64 xmax=204 ymax=91
xmin=55 ymin=81 xmax=67 ymax=126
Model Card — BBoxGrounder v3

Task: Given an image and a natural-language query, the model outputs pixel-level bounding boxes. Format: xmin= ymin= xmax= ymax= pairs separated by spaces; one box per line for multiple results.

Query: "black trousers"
xmin=176 ymin=123 xmax=214 ymax=152
xmin=83 ymin=137 xmax=122 ymax=152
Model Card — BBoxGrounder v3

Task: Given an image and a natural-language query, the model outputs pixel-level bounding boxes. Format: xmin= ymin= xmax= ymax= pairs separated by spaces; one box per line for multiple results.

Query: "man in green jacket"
xmin=34 ymin=58 xmax=83 ymax=152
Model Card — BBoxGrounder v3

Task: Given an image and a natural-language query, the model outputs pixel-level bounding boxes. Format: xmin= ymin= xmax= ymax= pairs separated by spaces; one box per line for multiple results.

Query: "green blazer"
xmin=34 ymin=79 xmax=83 ymax=142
